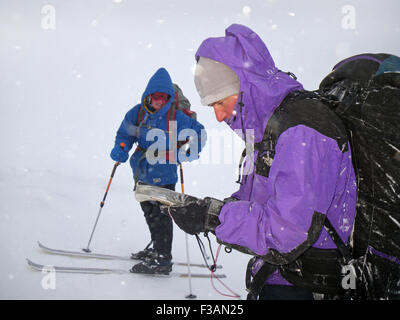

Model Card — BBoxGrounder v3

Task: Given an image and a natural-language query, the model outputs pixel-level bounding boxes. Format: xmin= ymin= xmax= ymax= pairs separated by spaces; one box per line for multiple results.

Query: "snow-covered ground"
xmin=1 ymin=164 xmax=249 ymax=300
xmin=1 ymin=0 xmax=399 ymax=300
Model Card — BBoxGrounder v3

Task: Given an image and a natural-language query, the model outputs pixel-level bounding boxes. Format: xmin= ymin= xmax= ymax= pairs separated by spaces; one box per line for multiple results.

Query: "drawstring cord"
xmin=277 ymin=69 xmax=298 ymax=80
xmin=239 ymin=91 xmax=246 ymax=146
xmin=167 ymin=207 xmax=241 ymax=299
xmin=210 ymin=244 xmax=241 ymax=299
xmin=196 ymin=233 xmax=241 ymax=299
xmin=236 ymin=149 xmax=246 ymax=185
xmin=236 ymin=91 xmax=249 ymax=186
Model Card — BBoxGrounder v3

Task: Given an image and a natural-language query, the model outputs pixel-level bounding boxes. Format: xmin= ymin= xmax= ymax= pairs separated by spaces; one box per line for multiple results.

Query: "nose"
xmin=213 ymin=105 xmax=225 ymax=122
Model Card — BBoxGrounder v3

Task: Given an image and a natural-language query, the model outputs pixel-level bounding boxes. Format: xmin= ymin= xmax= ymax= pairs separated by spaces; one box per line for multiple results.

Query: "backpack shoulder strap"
xmin=174 ymin=90 xmax=179 ymax=109
xmin=136 ymin=106 xmax=146 ymax=126
xmin=245 ymin=257 xmax=278 ymax=300
xmin=323 ymin=217 xmax=353 ymax=263
xmin=166 ymin=105 xmax=177 ymax=162
xmin=167 ymin=104 xmax=177 ymax=125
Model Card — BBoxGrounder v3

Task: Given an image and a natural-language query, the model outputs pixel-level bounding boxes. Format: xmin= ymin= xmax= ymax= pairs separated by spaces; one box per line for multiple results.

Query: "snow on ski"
xmin=37 ymin=241 xmax=222 ymax=269
xmin=26 ymin=259 xmax=226 ymax=278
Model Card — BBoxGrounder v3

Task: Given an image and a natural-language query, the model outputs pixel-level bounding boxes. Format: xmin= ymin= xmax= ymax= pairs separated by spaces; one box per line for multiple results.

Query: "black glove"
xmin=163 ymin=197 xmax=225 ymax=235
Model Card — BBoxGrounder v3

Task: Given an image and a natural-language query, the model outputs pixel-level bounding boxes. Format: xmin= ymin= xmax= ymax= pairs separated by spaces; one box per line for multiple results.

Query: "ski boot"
xmin=130 ymin=253 xmax=173 ymax=275
xmin=131 ymin=247 xmax=155 ymax=261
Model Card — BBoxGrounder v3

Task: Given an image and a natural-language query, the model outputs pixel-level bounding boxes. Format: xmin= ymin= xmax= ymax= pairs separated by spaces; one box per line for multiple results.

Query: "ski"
xmin=26 ymin=259 xmax=226 ymax=278
xmin=37 ymin=241 xmax=222 ymax=269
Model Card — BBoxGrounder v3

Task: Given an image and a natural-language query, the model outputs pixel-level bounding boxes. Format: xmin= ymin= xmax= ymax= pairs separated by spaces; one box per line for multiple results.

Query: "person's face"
xmin=209 ymin=94 xmax=238 ymax=122
xmin=151 ymin=92 xmax=169 ymax=110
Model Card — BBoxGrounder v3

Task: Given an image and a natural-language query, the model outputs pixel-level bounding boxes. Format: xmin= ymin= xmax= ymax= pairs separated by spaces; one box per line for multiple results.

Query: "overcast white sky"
xmin=0 ymin=0 xmax=399 ymax=299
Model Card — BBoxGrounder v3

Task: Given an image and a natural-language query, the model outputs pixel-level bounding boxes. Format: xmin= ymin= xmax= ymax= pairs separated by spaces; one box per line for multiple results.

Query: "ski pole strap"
xmin=204 ymin=232 xmax=217 ymax=271
xmin=194 ymin=233 xmax=217 ymax=272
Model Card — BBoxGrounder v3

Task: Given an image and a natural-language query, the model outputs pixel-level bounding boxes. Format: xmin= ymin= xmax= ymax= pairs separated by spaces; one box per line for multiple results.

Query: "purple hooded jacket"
xmin=196 ymin=24 xmax=357 ymax=286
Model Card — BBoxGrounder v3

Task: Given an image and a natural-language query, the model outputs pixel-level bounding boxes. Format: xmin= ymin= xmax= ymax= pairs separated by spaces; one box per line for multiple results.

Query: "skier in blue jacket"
xmin=110 ymin=67 xmax=206 ymax=274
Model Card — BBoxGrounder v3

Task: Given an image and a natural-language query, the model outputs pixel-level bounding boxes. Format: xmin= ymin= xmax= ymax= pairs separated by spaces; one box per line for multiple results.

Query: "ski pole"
xmin=179 ymin=163 xmax=185 ymax=194
xmin=179 ymin=163 xmax=196 ymax=299
xmin=83 ymin=142 xmax=126 ymax=253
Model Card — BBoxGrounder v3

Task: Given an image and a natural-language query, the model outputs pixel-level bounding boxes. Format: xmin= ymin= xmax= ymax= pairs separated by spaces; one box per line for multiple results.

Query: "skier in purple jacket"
xmin=167 ymin=24 xmax=357 ymax=299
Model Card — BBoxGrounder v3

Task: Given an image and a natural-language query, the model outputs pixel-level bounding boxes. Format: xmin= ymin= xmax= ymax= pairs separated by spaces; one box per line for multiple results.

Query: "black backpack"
xmin=318 ymin=53 xmax=400 ymax=299
xmin=244 ymin=54 xmax=400 ymax=300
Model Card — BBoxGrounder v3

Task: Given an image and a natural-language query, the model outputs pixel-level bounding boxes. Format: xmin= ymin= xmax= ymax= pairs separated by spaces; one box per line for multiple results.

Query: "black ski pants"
xmin=140 ymin=184 xmax=175 ymax=259
xmin=259 ymin=285 xmax=314 ymax=300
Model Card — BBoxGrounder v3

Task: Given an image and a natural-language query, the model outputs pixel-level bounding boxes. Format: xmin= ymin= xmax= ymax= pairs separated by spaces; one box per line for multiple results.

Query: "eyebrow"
xmin=209 ymin=99 xmax=223 ymax=107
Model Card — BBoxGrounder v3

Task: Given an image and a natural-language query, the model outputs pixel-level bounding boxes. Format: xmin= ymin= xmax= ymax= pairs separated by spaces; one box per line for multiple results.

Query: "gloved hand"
xmin=110 ymin=144 xmax=129 ymax=163
xmin=163 ymin=197 xmax=225 ymax=235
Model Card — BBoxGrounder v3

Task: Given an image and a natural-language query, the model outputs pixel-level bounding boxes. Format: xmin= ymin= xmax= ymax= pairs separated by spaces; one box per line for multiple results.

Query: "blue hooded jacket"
xmin=113 ymin=68 xmax=206 ymax=186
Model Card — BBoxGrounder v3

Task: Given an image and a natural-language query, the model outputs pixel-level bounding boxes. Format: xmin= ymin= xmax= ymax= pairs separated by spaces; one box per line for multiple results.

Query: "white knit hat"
xmin=194 ymin=57 xmax=240 ymax=106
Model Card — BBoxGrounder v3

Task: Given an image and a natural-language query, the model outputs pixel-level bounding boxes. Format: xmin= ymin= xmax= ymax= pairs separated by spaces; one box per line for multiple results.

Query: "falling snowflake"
xmin=243 ymin=61 xmax=251 ymax=68
xmin=242 ymin=6 xmax=251 ymax=16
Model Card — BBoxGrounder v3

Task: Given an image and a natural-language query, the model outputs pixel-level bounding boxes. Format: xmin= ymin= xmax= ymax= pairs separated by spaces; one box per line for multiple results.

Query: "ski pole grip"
xmin=113 ymin=143 xmax=126 ymax=167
